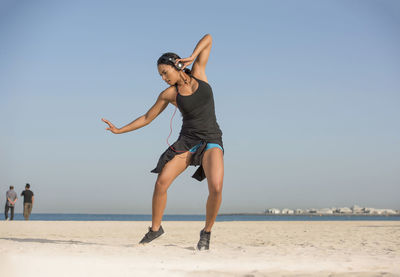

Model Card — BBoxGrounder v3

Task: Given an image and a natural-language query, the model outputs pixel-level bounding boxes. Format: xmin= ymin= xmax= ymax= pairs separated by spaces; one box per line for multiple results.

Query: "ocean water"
xmin=5 ymin=213 xmax=400 ymax=221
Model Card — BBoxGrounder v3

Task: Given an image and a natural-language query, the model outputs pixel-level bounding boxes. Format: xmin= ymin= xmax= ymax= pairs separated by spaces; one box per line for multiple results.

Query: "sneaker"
xmin=197 ymin=229 xmax=211 ymax=250
xmin=139 ymin=226 xmax=164 ymax=244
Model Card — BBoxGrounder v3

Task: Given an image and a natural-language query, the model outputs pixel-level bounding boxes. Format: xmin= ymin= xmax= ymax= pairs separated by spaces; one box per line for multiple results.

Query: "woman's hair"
xmin=157 ymin=52 xmax=192 ymax=75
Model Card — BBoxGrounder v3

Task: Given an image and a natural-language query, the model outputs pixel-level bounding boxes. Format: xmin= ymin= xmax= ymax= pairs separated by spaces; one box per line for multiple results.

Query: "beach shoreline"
xmin=1 ymin=221 xmax=399 ymax=276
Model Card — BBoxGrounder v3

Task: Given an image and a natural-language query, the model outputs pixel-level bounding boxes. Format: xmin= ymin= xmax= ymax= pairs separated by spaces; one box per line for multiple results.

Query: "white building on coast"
xmin=351 ymin=205 xmax=364 ymax=214
xmin=337 ymin=207 xmax=352 ymax=214
xmin=364 ymin=208 xmax=397 ymax=215
xmin=264 ymin=206 xmax=399 ymax=215
xmin=281 ymin=209 xmax=294 ymax=214
xmin=266 ymin=208 xmax=280 ymax=214
xmin=316 ymin=208 xmax=334 ymax=214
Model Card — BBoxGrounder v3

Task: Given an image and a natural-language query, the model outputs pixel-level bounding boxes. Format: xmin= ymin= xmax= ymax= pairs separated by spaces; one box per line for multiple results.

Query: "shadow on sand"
xmin=0 ymin=237 xmax=104 ymax=246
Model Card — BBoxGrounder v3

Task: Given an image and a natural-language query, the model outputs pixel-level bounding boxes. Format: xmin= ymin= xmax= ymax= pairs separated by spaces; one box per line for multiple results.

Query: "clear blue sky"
xmin=1 ymin=0 xmax=399 ymax=214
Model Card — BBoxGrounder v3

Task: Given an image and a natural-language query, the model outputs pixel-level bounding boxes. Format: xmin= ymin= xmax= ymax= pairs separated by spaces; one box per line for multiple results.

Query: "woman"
xmin=102 ymin=34 xmax=224 ymax=250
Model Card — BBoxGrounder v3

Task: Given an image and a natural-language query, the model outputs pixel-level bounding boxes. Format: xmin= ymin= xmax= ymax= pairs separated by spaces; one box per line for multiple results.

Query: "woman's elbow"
xmin=143 ymin=114 xmax=154 ymax=126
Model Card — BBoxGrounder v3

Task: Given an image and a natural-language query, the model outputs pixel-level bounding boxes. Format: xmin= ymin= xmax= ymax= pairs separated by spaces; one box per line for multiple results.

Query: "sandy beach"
xmin=0 ymin=221 xmax=399 ymax=276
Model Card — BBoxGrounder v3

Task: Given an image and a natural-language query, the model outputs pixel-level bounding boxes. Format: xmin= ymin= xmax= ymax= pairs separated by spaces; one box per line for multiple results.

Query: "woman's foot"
xmin=139 ymin=226 xmax=164 ymax=244
xmin=197 ymin=229 xmax=211 ymax=250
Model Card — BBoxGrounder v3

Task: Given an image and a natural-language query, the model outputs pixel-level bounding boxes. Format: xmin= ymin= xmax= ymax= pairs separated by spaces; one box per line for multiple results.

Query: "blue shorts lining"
xmin=189 ymin=143 xmax=223 ymax=153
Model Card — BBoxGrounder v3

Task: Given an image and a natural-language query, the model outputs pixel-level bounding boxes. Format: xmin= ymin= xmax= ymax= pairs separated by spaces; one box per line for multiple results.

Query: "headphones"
xmin=161 ymin=56 xmax=184 ymax=71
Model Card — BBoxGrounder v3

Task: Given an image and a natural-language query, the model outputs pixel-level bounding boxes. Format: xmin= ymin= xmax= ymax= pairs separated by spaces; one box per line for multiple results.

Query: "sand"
xmin=0 ymin=221 xmax=399 ymax=276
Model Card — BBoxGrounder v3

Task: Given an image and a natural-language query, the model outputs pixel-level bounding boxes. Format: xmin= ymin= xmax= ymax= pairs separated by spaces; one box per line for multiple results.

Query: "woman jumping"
xmin=102 ymin=34 xmax=224 ymax=250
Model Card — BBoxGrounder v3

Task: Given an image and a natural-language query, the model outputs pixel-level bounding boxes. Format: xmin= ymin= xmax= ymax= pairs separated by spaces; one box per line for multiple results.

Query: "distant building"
xmin=307 ymin=209 xmax=317 ymax=214
xmin=263 ymin=206 xmax=399 ymax=216
xmin=363 ymin=208 xmax=397 ymax=215
xmin=317 ymin=208 xmax=333 ymax=214
xmin=382 ymin=209 xmax=397 ymax=215
xmin=337 ymin=207 xmax=352 ymax=214
xmin=282 ymin=209 xmax=294 ymax=214
xmin=267 ymin=208 xmax=280 ymax=214
xmin=351 ymin=205 xmax=363 ymax=214
xmin=295 ymin=209 xmax=304 ymax=214
xmin=364 ymin=208 xmax=378 ymax=214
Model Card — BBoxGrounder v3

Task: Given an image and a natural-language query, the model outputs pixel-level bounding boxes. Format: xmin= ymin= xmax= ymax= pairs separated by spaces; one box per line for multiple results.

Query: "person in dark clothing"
xmin=102 ymin=34 xmax=223 ymax=250
xmin=21 ymin=183 xmax=34 ymax=220
xmin=5 ymin=186 xmax=18 ymax=220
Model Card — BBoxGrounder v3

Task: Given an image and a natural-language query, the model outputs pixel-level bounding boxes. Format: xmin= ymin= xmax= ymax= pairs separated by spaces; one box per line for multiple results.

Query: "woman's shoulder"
xmin=162 ymin=85 xmax=177 ymax=94
xmin=159 ymin=85 xmax=178 ymax=102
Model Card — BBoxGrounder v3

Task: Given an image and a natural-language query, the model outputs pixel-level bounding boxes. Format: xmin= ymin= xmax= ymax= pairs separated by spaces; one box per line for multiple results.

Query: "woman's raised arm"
xmin=177 ymin=34 xmax=212 ymax=82
xmin=102 ymin=87 xmax=174 ymax=134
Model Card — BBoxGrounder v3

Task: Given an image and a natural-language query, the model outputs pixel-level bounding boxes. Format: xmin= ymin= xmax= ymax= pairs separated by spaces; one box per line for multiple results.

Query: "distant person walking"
xmin=5 ymin=186 xmax=18 ymax=220
xmin=21 ymin=183 xmax=34 ymax=220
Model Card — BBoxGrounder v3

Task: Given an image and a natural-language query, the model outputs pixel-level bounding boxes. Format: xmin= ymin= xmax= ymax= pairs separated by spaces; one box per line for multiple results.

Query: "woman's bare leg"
xmin=151 ymin=151 xmax=192 ymax=231
xmin=201 ymin=148 xmax=224 ymax=232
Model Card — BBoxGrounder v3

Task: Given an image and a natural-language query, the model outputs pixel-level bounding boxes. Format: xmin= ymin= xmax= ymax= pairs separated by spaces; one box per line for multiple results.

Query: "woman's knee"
xmin=208 ymin=179 xmax=223 ymax=195
xmin=154 ymin=177 xmax=172 ymax=194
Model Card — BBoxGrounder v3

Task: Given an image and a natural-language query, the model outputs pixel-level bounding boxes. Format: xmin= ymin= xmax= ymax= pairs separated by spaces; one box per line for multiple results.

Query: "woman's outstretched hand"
xmin=176 ymin=56 xmax=194 ymax=70
xmin=102 ymin=118 xmax=120 ymax=134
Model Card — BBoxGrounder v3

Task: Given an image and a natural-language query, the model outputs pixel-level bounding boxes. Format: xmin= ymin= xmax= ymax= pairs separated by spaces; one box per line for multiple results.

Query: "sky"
xmin=1 ymin=0 xmax=399 ymax=214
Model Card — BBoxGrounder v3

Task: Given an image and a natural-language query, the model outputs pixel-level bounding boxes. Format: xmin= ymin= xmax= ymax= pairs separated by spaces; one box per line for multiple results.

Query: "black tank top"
xmin=176 ymin=76 xmax=222 ymax=140
xmin=151 ymin=76 xmax=223 ymax=181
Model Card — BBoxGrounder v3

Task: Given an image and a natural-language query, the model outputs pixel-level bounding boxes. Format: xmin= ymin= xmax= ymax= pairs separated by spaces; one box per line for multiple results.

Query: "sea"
xmin=6 ymin=213 xmax=400 ymax=221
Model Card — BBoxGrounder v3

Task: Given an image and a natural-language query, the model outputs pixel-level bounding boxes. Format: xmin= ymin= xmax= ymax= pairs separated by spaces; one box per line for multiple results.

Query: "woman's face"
xmin=158 ymin=64 xmax=179 ymax=85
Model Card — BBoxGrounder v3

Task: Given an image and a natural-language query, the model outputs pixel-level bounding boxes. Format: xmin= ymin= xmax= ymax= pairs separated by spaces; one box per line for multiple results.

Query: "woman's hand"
xmin=176 ymin=56 xmax=195 ymax=70
xmin=102 ymin=118 xmax=120 ymax=134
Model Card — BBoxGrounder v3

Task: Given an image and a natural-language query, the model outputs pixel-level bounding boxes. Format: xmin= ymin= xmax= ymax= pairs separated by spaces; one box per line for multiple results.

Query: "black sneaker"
xmin=139 ymin=226 xmax=164 ymax=244
xmin=197 ymin=229 xmax=211 ymax=250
